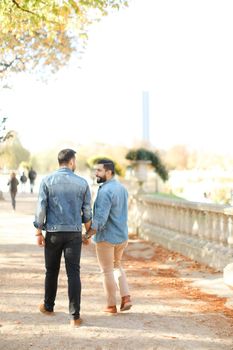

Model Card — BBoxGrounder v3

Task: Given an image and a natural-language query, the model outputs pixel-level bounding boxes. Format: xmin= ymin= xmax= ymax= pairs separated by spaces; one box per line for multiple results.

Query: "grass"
xmin=148 ymin=192 xmax=187 ymax=201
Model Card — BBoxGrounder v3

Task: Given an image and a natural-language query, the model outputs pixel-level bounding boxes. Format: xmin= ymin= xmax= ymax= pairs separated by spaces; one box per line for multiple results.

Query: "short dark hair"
xmin=58 ymin=149 xmax=76 ymax=165
xmin=97 ymin=158 xmax=115 ymax=175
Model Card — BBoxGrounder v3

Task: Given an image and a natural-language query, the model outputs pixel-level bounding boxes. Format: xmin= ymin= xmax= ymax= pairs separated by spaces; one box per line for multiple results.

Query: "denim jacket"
xmin=92 ymin=178 xmax=128 ymax=244
xmin=33 ymin=168 xmax=92 ymax=232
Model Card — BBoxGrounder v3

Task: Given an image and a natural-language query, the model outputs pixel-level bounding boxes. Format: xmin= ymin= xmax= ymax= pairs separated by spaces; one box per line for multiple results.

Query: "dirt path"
xmin=0 ymin=193 xmax=233 ymax=350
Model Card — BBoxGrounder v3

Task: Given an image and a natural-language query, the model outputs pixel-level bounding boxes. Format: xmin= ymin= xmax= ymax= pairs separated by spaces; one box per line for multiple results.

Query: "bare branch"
xmin=11 ymin=0 xmax=38 ymax=16
xmin=0 ymin=60 xmax=15 ymax=73
xmin=0 ymin=56 xmax=24 ymax=73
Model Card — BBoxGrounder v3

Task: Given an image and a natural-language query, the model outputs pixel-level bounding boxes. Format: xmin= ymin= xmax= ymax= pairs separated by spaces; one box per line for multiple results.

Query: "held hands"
xmin=82 ymin=234 xmax=91 ymax=245
xmin=82 ymin=228 xmax=96 ymax=245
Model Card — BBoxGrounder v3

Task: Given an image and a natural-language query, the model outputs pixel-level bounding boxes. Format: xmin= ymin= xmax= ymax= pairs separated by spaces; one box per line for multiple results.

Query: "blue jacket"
xmin=33 ymin=168 xmax=92 ymax=232
xmin=92 ymin=178 xmax=128 ymax=244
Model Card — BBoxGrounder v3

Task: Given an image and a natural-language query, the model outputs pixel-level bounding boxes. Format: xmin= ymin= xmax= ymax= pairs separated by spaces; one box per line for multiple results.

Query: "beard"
xmin=96 ymin=175 xmax=107 ymax=183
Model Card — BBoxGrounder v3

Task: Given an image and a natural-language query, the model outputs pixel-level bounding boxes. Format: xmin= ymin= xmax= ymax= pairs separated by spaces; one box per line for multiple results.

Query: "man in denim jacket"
xmin=34 ymin=148 xmax=92 ymax=327
xmin=84 ymin=159 xmax=132 ymax=314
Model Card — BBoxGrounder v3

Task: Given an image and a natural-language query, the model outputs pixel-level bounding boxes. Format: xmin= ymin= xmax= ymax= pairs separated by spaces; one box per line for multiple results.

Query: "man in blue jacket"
xmin=34 ymin=148 xmax=92 ymax=327
xmin=84 ymin=159 xmax=132 ymax=314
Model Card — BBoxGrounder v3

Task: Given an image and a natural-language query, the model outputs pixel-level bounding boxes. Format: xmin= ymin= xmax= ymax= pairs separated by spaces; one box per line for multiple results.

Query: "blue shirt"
xmin=33 ymin=168 xmax=92 ymax=232
xmin=91 ymin=178 xmax=128 ymax=244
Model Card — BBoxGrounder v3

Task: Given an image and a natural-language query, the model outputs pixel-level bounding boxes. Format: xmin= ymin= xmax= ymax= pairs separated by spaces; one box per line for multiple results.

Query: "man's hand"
xmin=35 ymin=230 xmax=45 ymax=246
xmin=37 ymin=234 xmax=45 ymax=246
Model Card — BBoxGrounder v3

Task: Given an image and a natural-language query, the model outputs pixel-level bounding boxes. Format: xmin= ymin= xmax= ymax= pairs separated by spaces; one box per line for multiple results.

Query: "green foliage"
xmin=0 ymin=131 xmax=30 ymax=169
xmin=210 ymin=188 xmax=231 ymax=205
xmin=87 ymin=155 xmax=125 ymax=177
xmin=19 ymin=161 xmax=30 ymax=171
xmin=151 ymin=192 xmax=186 ymax=201
xmin=34 ymin=148 xmax=59 ymax=173
xmin=164 ymin=144 xmax=190 ymax=170
xmin=30 ymin=142 xmax=128 ymax=174
xmin=125 ymin=147 xmax=169 ymax=182
xmin=19 ymin=156 xmax=39 ymax=171
xmin=0 ymin=0 xmax=128 ymax=76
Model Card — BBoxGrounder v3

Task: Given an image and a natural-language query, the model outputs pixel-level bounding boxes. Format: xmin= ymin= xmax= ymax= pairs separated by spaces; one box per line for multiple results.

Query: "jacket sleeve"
xmin=33 ymin=180 xmax=48 ymax=230
xmin=91 ymin=190 xmax=112 ymax=231
xmin=81 ymin=184 xmax=92 ymax=223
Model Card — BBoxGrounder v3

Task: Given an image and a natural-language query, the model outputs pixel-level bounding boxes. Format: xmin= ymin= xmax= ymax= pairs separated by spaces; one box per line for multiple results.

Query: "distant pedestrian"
xmin=28 ymin=167 xmax=37 ymax=193
xmin=7 ymin=172 xmax=19 ymax=210
xmin=20 ymin=172 xmax=27 ymax=192
xmin=202 ymin=192 xmax=212 ymax=203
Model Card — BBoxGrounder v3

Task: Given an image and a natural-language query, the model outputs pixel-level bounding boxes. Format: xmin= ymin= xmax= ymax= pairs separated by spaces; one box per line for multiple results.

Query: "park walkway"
xmin=0 ymin=192 xmax=233 ymax=350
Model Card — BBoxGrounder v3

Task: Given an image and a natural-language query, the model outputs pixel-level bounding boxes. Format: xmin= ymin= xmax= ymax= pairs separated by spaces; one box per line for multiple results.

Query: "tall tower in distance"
xmin=142 ymin=90 xmax=150 ymax=145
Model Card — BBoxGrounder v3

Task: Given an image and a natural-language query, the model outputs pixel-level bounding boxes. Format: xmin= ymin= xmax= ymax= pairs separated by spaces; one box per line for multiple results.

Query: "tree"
xmin=164 ymin=144 xmax=190 ymax=170
xmin=0 ymin=117 xmax=15 ymax=161
xmin=0 ymin=0 xmax=128 ymax=76
xmin=0 ymin=131 xmax=30 ymax=169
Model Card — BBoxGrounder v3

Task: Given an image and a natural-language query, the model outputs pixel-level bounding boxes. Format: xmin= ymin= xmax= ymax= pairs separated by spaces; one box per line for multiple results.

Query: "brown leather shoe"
xmin=39 ymin=303 xmax=54 ymax=316
xmin=103 ymin=305 xmax=117 ymax=315
xmin=120 ymin=295 xmax=132 ymax=311
xmin=70 ymin=318 xmax=83 ymax=327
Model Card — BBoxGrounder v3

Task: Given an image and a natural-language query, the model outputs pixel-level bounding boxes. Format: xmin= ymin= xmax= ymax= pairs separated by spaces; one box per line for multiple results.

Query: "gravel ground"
xmin=0 ymin=192 xmax=233 ymax=350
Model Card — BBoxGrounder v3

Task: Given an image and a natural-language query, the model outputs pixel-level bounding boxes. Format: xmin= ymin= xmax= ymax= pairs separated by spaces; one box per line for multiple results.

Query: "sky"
xmin=1 ymin=0 xmax=233 ymax=154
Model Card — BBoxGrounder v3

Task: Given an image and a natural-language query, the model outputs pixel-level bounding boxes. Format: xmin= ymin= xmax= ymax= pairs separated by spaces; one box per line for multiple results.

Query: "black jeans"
xmin=44 ymin=232 xmax=82 ymax=320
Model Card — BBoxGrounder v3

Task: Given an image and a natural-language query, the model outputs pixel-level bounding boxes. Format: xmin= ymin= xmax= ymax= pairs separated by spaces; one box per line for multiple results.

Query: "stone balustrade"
xmin=128 ymin=194 xmax=233 ymax=271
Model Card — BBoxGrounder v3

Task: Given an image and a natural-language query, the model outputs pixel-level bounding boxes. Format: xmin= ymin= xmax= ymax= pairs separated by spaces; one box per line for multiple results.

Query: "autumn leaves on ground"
xmin=0 ymin=193 xmax=233 ymax=350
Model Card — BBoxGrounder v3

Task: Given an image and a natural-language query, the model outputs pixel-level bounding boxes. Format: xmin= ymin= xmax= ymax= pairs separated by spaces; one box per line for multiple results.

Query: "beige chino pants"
xmin=96 ymin=240 xmax=130 ymax=306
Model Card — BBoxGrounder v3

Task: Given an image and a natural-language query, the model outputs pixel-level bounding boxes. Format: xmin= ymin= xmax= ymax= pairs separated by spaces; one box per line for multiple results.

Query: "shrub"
xmin=125 ymin=148 xmax=168 ymax=182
